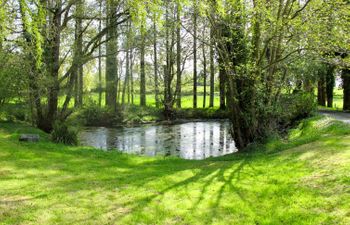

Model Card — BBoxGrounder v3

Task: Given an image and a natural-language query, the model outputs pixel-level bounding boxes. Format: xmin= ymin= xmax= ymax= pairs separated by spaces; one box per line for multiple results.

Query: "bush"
xmin=0 ymin=103 xmax=31 ymax=122
xmin=278 ymin=92 xmax=316 ymax=125
xmin=79 ymin=105 xmax=119 ymax=126
xmin=174 ymin=108 xmax=228 ymax=119
xmin=51 ymin=121 xmax=78 ymax=145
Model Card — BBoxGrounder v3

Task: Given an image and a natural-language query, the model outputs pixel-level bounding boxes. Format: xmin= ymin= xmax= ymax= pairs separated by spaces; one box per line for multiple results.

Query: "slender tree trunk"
xmin=202 ymin=35 xmax=207 ymax=108
xmin=77 ymin=50 xmax=83 ymax=105
xmin=98 ymin=0 xmax=102 ymax=107
xmin=122 ymin=21 xmax=130 ymax=106
xmin=75 ymin=0 xmax=83 ymax=107
xmin=325 ymin=65 xmax=335 ymax=108
xmin=122 ymin=50 xmax=129 ymax=106
xmin=73 ymin=24 xmax=79 ymax=107
xmin=342 ymin=68 xmax=350 ymax=111
xmin=117 ymin=59 xmax=123 ymax=104
xmin=153 ymin=17 xmax=160 ymax=108
xmin=209 ymin=27 xmax=215 ymax=108
xmin=219 ymin=58 xmax=226 ymax=110
xmin=317 ymin=74 xmax=326 ymax=106
xmin=0 ymin=5 xmax=3 ymax=49
xmin=164 ymin=0 xmax=171 ymax=111
xmin=193 ymin=1 xmax=197 ymax=108
xmin=140 ymin=24 xmax=146 ymax=106
xmin=130 ymin=49 xmax=134 ymax=104
xmin=175 ymin=3 xmax=181 ymax=108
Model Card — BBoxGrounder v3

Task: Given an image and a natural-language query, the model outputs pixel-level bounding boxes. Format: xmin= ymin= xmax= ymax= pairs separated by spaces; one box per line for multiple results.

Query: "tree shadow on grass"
xmin=4 ymin=131 xmax=348 ymax=224
xmin=0 ymin=135 xmax=264 ymax=224
xmin=75 ymin=156 xmax=256 ymax=224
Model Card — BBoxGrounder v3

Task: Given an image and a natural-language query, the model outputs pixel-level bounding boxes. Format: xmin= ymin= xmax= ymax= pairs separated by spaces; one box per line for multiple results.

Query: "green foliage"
xmin=120 ymin=105 xmax=163 ymax=124
xmin=51 ymin=121 xmax=78 ymax=145
xmin=0 ymin=52 xmax=28 ymax=106
xmin=278 ymin=92 xmax=317 ymax=125
xmin=19 ymin=0 xmax=46 ymax=69
xmin=175 ymin=107 xmax=228 ymax=119
xmin=0 ymin=103 xmax=31 ymax=122
xmin=76 ymin=104 xmax=121 ymax=127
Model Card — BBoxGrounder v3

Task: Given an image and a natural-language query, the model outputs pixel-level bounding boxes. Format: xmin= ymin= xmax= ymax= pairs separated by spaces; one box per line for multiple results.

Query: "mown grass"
xmin=0 ymin=116 xmax=349 ymax=225
xmin=60 ymin=86 xmax=222 ymax=109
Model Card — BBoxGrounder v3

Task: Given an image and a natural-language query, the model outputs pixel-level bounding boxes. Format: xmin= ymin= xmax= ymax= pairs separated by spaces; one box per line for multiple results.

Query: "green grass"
xmin=0 ymin=116 xmax=350 ymax=224
xmin=60 ymin=86 xmax=222 ymax=109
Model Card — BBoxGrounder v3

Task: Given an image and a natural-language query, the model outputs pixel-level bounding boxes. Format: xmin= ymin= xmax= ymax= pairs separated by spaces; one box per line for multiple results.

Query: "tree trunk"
xmin=45 ymin=3 xmax=62 ymax=132
xmin=193 ymin=1 xmax=197 ymax=109
xmin=130 ymin=49 xmax=134 ymax=104
xmin=122 ymin=20 xmax=131 ymax=106
xmin=219 ymin=58 xmax=226 ymax=110
xmin=342 ymin=68 xmax=350 ymax=111
xmin=175 ymin=3 xmax=182 ymax=108
xmin=164 ymin=0 xmax=172 ymax=112
xmin=74 ymin=0 xmax=83 ymax=107
xmin=105 ymin=0 xmax=118 ymax=111
xmin=317 ymin=75 xmax=326 ymax=106
xmin=325 ymin=65 xmax=335 ymax=108
xmin=122 ymin=47 xmax=129 ymax=106
xmin=19 ymin=0 xmax=45 ymax=130
xmin=117 ymin=59 xmax=123 ymax=104
xmin=140 ymin=24 xmax=146 ymax=106
xmin=209 ymin=27 xmax=215 ymax=108
xmin=98 ymin=0 xmax=102 ymax=107
xmin=153 ymin=17 xmax=160 ymax=108
xmin=202 ymin=34 xmax=207 ymax=108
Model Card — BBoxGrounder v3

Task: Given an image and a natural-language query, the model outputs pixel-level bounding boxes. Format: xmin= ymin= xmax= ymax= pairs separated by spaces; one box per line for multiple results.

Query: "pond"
xmin=78 ymin=120 xmax=237 ymax=160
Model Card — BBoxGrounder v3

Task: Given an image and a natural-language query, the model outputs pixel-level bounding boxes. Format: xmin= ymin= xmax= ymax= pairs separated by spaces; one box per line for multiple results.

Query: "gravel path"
xmin=319 ymin=109 xmax=350 ymax=124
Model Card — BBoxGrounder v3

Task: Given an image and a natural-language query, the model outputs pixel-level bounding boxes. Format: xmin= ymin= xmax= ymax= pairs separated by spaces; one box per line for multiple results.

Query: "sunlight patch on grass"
xmin=0 ymin=116 xmax=349 ymax=224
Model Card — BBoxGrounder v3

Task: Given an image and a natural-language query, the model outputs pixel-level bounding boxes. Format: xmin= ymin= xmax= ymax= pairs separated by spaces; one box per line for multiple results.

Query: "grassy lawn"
xmin=0 ymin=116 xmax=349 ymax=224
xmin=60 ymin=85 xmax=222 ymax=109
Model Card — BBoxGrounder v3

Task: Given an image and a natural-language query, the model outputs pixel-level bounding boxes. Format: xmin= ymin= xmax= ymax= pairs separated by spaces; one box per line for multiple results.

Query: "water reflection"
xmin=78 ymin=120 xmax=237 ymax=160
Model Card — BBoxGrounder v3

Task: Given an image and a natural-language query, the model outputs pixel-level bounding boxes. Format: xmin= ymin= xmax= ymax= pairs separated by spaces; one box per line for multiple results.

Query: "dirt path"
xmin=319 ymin=109 xmax=350 ymax=124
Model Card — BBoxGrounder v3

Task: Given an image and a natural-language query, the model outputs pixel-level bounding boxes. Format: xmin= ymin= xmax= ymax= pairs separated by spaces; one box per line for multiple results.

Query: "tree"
xmin=98 ymin=0 xmax=103 ymax=107
xmin=122 ymin=20 xmax=131 ymax=106
xmin=175 ymin=1 xmax=182 ymax=108
xmin=317 ymin=71 xmax=326 ymax=106
xmin=209 ymin=26 xmax=215 ymax=108
xmin=105 ymin=0 xmax=119 ymax=111
xmin=325 ymin=65 xmax=335 ymax=108
xmin=343 ymin=68 xmax=350 ymax=111
xmin=202 ymin=27 xmax=207 ymax=108
xmin=74 ymin=0 xmax=84 ymax=107
xmin=192 ymin=0 xmax=198 ymax=109
xmin=140 ymin=23 xmax=146 ymax=106
xmin=163 ymin=0 xmax=173 ymax=115
xmin=153 ymin=12 xmax=160 ymax=108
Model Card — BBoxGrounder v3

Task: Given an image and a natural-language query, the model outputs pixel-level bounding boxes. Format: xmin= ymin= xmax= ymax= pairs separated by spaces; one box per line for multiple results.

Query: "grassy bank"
xmin=0 ymin=116 xmax=349 ymax=224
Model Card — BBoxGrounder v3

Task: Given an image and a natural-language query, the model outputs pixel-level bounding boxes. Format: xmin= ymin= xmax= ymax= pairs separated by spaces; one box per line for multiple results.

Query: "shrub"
xmin=75 ymin=101 xmax=122 ymax=126
xmin=51 ymin=121 xmax=78 ymax=145
xmin=0 ymin=103 xmax=31 ymax=122
xmin=279 ymin=92 xmax=316 ymax=125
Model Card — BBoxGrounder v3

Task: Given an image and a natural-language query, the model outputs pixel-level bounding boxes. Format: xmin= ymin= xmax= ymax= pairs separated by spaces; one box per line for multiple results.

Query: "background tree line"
xmin=0 ymin=0 xmax=349 ymax=149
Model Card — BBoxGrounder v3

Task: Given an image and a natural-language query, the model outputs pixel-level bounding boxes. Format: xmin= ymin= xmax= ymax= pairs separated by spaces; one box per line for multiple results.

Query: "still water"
xmin=78 ymin=120 xmax=237 ymax=160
